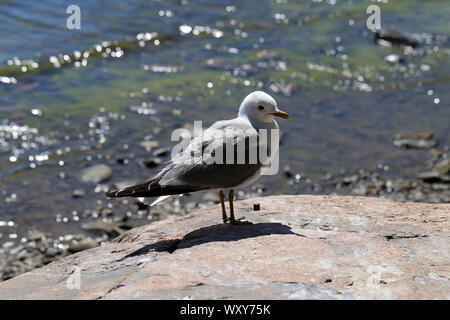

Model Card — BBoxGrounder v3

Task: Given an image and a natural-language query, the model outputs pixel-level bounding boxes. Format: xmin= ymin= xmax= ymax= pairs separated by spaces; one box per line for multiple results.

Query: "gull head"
xmin=238 ymin=91 xmax=291 ymax=123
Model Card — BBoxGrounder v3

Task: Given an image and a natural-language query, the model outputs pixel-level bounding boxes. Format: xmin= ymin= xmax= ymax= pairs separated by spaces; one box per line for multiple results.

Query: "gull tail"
xmin=105 ymin=178 xmax=202 ymax=198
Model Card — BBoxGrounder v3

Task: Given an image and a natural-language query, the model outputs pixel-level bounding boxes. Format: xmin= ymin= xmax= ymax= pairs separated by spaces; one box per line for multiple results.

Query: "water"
xmin=0 ymin=0 xmax=449 ymax=244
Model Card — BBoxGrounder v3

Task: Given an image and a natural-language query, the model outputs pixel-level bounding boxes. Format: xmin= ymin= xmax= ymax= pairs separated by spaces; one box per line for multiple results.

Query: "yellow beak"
xmin=271 ymin=110 xmax=291 ymax=120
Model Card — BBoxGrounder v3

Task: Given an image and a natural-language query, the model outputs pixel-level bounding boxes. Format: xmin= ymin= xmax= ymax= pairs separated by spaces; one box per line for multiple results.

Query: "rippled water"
xmin=0 ymin=0 xmax=449 ymax=244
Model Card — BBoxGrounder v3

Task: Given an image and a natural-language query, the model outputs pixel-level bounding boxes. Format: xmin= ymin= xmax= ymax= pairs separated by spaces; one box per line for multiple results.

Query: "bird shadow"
xmin=117 ymin=222 xmax=302 ymax=262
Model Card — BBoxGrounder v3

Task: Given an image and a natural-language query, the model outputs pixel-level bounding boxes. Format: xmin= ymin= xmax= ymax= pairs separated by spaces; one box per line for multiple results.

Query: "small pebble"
xmin=72 ymin=189 xmax=85 ymax=198
xmin=144 ymin=158 xmax=163 ymax=168
xmin=153 ymin=148 xmax=169 ymax=157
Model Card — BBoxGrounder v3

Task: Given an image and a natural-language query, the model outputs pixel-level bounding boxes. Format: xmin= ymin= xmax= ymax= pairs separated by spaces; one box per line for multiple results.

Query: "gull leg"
xmin=228 ymin=189 xmax=251 ymax=225
xmin=219 ymin=190 xmax=228 ymax=223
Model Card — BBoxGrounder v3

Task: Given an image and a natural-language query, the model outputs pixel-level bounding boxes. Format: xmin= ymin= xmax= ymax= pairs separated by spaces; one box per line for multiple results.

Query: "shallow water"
xmin=0 ymin=0 xmax=449 ymax=245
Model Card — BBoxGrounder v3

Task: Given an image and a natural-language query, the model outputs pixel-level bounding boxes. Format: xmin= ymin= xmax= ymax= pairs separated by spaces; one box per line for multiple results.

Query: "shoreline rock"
xmin=80 ymin=164 xmax=112 ymax=184
xmin=0 ymin=195 xmax=448 ymax=300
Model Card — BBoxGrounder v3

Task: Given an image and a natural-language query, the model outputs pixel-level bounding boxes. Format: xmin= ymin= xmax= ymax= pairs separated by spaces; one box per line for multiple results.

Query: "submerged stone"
xmin=80 ymin=164 xmax=112 ymax=184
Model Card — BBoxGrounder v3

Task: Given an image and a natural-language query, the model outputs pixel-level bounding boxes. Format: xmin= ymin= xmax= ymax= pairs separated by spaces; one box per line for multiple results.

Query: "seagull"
xmin=106 ymin=91 xmax=290 ymax=224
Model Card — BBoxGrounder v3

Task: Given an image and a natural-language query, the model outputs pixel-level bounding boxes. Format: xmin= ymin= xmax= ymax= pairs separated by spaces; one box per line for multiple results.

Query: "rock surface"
xmin=0 ymin=195 xmax=448 ymax=300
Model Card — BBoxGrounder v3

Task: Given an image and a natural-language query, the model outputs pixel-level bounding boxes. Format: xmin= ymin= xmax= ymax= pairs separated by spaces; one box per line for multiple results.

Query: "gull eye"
xmin=258 ymin=105 xmax=265 ymax=111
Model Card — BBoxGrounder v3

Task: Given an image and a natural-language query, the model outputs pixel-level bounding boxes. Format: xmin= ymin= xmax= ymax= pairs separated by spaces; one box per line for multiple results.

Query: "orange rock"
xmin=0 ymin=195 xmax=448 ymax=299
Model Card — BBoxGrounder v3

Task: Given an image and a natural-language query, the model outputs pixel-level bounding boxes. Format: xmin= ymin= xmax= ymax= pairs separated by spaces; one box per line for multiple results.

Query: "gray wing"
xmin=106 ymin=119 xmax=264 ymax=197
xmin=160 ymin=119 xmax=264 ymax=188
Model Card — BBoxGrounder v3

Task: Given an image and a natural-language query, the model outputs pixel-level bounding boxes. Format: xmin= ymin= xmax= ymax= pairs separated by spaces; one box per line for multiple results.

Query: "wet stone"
xmin=116 ymin=157 xmax=130 ymax=165
xmin=202 ymin=192 xmax=219 ymax=203
xmin=99 ymin=207 xmax=113 ymax=216
xmin=283 ymin=165 xmax=293 ymax=178
xmin=417 ymin=171 xmax=448 ymax=183
xmin=80 ymin=164 xmax=112 ymax=184
xmin=81 ymin=220 xmax=132 ymax=238
xmin=72 ymin=189 xmax=85 ymax=198
xmin=139 ymin=140 xmax=159 ymax=151
xmin=435 ymin=159 xmax=450 ymax=175
xmin=28 ymin=230 xmax=46 ymax=241
xmin=45 ymin=247 xmax=58 ymax=258
xmin=68 ymin=238 xmax=98 ymax=253
xmin=375 ymin=30 xmax=419 ymax=47
xmin=143 ymin=158 xmax=163 ymax=168
xmin=153 ymin=148 xmax=169 ymax=157
xmin=393 ymin=139 xmax=437 ymax=149
xmin=135 ymin=199 xmax=149 ymax=210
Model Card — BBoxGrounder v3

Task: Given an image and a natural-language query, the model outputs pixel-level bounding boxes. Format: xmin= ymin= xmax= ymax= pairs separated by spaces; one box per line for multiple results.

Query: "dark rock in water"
xmin=72 ymin=189 xmax=85 ymax=198
xmin=283 ymin=165 xmax=293 ymax=178
xmin=375 ymin=30 xmax=419 ymax=47
xmin=327 ymin=154 xmax=450 ymax=203
xmin=417 ymin=171 xmax=443 ymax=183
xmin=80 ymin=164 xmax=112 ymax=184
xmin=153 ymin=148 xmax=169 ymax=157
xmin=202 ymin=192 xmax=219 ymax=203
xmin=342 ymin=175 xmax=358 ymax=185
xmin=185 ymin=202 xmax=197 ymax=212
xmin=116 ymin=157 xmax=130 ymax=165
xmin=139 ymin=140 xmax=159 ymax=151
xmin=143 ymin=158 xmax=163 ymax=168
xmin=127 ymin=104 xmax=157 ymax=116
xmin=99 ymin=207 xmax=113 ymax=217
xmin=431 ymin=183 xmax=450 ymax=191
xmin=393 ymin=139 xmax=437 ymax=149
xmin=395 ymin=132 xmax=434 ymax=140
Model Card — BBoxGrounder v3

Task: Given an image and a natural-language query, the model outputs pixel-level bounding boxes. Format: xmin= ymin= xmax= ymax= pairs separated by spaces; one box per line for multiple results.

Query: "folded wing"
xmin=106 ymin=118 xmax=265 ymax=198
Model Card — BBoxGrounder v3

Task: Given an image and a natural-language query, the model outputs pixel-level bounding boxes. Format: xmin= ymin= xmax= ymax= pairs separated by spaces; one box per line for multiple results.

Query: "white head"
xmin=238 ymin=91 xmax=290 ymax=124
